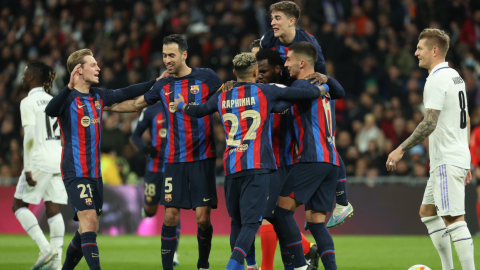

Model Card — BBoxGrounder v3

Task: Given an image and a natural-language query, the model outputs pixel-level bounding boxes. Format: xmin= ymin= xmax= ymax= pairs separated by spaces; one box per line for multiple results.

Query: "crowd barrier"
xmin=0 ymin=177 xmax=478 ymax=235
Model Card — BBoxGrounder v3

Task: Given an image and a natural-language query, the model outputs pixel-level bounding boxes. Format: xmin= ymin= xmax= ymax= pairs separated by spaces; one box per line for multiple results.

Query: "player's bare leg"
xmin=143 ymin=204 xmax=159 ymax=217
xmin=162 ymin=206 xmax=180 ymax=270
xmin=196 ymin=206 xmax=213 ymax=270
xmin=44 ymin=201 xmax=65 ymax=270
xmin=443 ymin=214 xmax=475 ymax=270
xmin=12 ymin=198 xmax=58 ymax=270
xmin=76 ymin=210 xmax=101 ymax=270
xmin=420 ymin=204 xmax=453 ymax=270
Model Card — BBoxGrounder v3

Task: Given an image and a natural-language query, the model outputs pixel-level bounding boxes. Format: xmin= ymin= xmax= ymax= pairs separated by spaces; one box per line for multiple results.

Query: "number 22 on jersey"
xmin=223 ymin=110 xmax=260 ymax=146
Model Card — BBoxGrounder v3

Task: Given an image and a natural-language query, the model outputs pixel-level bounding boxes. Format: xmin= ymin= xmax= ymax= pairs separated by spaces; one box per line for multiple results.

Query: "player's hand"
xmin=173 ymin=94 xmax=185 ymax=112
xmin=144 ymin=144 xmax=158 ymax=158
xmin=25 ymin=171 xmax=37 ymax=187
xmin=465 ymin=169 xmax=472 ymax=186
xmin=223 ymin=81 xmax=236 ymax=92
xmin=67 ymin=64 xmax=82 ymax=90
xmin=305 ymin=72 xmax=328 ymax=85
xmin=386 ymin=147 xmax=405 ymax=171
xmin=156 ymin=70 xmax=171 ymax=81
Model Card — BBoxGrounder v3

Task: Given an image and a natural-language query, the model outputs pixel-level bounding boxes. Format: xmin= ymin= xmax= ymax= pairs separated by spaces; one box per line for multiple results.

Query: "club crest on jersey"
xmin=165 ymin=194 xmax=172 ymax=202
xmin=159 ymin=128 xmax=167 ymax=138
xmin=190 ymin=85 xmax=200 ymax=94
xmin=81 ymin=116 xmax=91 ymax=127
xmin=85 ymin=198 xmax=92 ymax=206
xmin=95 ymin=100 xmax=101 ymax=110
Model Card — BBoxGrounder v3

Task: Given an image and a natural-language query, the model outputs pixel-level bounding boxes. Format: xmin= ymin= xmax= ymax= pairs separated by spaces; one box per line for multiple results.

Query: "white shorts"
xmin=422 ymin=164 xmax=468 ymax=217
xmin=14 ymin=170 xmax=68 ymax=205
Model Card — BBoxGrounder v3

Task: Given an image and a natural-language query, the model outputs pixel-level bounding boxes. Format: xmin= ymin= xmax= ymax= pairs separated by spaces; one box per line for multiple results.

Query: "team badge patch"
xmin=165 ymin=194 xmax=172 ymax=202
xmin=81 ymin=116 xmax=90 ymax=127
xmin=146 ymin=196 xmax=152 ymax=203
xmin=85 ymin=198 xmax=92 ymax=206
xmin=159 ymin=128 xmax=167 ymax=138
xmin=95 ymin=100 xmax=101 ymax=110
xmin=190 ymin=85 xmax=200 ymax=94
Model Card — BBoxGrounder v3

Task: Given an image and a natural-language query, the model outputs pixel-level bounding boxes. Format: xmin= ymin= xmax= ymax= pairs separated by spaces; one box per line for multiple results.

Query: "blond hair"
xmin=67 ymin=48 xmax=93 ymax=73
xmin=233 ymin=53 xmax=257 ymax=78
xmin=418 ymin=28 xmax=450 ymax=58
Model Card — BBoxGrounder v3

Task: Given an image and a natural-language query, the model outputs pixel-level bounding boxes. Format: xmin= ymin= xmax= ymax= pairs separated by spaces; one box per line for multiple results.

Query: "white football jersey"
xmin=20 ymin=87 xmax=62 ymax=173
xmin=424 ymin=62 xmax=471 ymax=172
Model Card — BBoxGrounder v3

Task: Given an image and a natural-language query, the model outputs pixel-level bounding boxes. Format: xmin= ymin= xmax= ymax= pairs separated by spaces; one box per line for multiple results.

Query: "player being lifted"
xmin=132 ymin=100 xmax=182 ymax=266
xmin=387 ymin=29 xmax=475 ymax=270
xmin=260 ymin=1 xmax=353 ymax=228
xmin=106 ymin=34 xmax=223 ymax=270
xmin=272 ymin=42 xmax=345 ymax=270
xmin=45 ymin=49 xmax=160 ymax=270
xmin=251 ymin=48 xmax=319 ymax=270
xmin=173 ymin=52 xmax=330 ymax=270
xmin=12 ymin=61 xmax=66 ymax=270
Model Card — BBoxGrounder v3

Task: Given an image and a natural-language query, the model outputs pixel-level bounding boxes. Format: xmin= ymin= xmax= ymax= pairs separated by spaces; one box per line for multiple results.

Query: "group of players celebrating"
xmin=12 ymin=1 xmax=476 ymax=270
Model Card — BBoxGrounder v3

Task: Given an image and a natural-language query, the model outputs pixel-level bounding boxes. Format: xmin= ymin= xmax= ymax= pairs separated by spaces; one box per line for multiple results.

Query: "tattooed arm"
xmin=400 ymin=109 xmax=440 ymax=151
xmin=386 ymin=108 xmax=440 ymax=171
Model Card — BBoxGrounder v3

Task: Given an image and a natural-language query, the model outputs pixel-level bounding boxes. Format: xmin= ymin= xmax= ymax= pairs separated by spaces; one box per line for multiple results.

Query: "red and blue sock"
xmin=307 ymin=222 xmax=336 ymax=270
xmin=161 ymin=224 xmax=178 ymax=270
xmin=197 ymin=224 xmax=213 ymax=269
xmin=273 ymin=206 xmax=307 ymax=268
xmin=175 ymin=220 xmax=181 ymax=252
xmin=63 ymin=230 xmax=83 ymax=270
xmin=81 ymin=232 xmax=100 ymax=270
xmin=227 ymin=223 xmax=259 ymax=269
xmin=245 ymin=239 xmax=256 ymax=266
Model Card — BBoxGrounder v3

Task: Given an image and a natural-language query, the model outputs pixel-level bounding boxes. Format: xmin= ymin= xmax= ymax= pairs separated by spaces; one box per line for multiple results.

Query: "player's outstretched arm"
xmin=45 ymin=64 xmax=82 ymax=117
xmin=174 ymin=93 xmax=219 ymax=118
xmin=386 ymin=108 xmax=441 ymax=171
xmin=278 ymin=83 xmax=328 ymax=101
xmin=105 ymin=95 xmax=149 ymax=112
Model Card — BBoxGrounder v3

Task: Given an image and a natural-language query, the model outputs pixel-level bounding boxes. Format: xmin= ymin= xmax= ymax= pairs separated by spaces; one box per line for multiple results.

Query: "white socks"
xmin=48 ymin=213 xmax=65 ymax=266
xmin=421 ymin=216 xmax=453 ymax=270
xmin=294 ymin=266 xmax=308 ymax=270
xmin=447 ymin=221 xmax=475 ymax=270
xmin=15 ymin=207 xmax=50 ymax=254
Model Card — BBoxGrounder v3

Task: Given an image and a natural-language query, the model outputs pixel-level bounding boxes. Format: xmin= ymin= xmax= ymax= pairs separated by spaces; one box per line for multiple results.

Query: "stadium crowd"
xmin=1 ymin=0 xmax=480 ymax=183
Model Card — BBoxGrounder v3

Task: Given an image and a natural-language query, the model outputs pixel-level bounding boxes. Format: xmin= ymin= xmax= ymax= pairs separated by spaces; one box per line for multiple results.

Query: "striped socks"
xmin=81 ymin=231 xmax=100 ymax=270
xmin=161 ymin=224 xmax=178 ymax=270
xmin=307 ymin=222 xmax=336 ymax=270
xmin=62 ymin=230 xmax=83 ymax=270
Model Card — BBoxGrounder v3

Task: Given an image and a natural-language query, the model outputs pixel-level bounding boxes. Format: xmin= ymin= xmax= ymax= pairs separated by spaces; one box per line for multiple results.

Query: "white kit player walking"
xmin=387 ymin=29 xmax=475 ymax=270
xmin=12 ymin=60 xmax=67 ymax=270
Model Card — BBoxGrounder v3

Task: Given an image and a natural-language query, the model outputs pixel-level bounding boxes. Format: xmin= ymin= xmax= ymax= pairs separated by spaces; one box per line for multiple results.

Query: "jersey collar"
xmin=28 ymin=87 xmax=45 ymax=96
xmin=429 ymin=62 xmax=449 ymax=76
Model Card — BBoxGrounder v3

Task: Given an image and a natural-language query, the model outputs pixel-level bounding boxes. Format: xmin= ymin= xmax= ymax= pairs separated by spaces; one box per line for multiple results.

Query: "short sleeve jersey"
xmin=424 ymin=62 xmax=470 ymax=172
xmin=57 ymin=87 xmax=118 ymax=179
xmin=20 ymin=87 xmax=62 ymax=173
xmin=260 ymin=28 xmax=327 ymax=75
xmin=144 ymin=68 xmax=224 ymax=163
xmin=290 ymin=79 xmax=338 ymax=165
xmin=137 ymin=102 xmax=168 ymax=172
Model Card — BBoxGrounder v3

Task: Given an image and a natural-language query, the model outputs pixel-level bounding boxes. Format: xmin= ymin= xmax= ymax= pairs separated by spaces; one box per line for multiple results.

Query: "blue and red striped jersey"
xmin=260 ymin=28 xmax=327 ymax=75
xmin=290 ymin=79 xmax=339 ymax=165
xmin=270 ymin=109 xmax=296 ymax=168
xmin=57 ymin=88 xmax=117 ymax=179
xmin=183 ymin=82 xmax=323 ymax=176
xmin=135 ymin=102 xmax=167 ymax=173
xmin=143 ymin=68 xmax=223 ymax=163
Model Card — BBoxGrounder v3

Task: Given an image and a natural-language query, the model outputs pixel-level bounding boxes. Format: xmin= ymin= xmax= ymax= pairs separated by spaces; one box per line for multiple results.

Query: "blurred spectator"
xmin=356 ymin=114 xmax=385 ymax=154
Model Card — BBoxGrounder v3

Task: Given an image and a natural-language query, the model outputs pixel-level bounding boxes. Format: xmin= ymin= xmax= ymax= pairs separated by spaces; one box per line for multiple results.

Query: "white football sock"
xmin=48 ymin=213 xmax=65 ymax=265
xmin=294 ymin=266 xmax=308 ymax=270
xmin=15 ymin=207 xmax=50 ymax=253
xmin=421 ymin=216 xmax=453 ymax=270
xmin=447 ymin=221 xmax=475 ymax=270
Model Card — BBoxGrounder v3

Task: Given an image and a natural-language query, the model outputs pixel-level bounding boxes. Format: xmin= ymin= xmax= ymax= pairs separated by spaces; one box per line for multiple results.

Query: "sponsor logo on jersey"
xmin=169 ymin=102 xmax=175 ymax=113
xmin=95 ymin=100 xmax=101 ymax=110
xmin=78 ymin=104 xmax=85 ymax=108
xmin=190 ymin=85 xmax=200 ymax=94
xmin=159 ymin=128 xmax=167 ymax=138
xmin=228 ymin=144 xmax=249 ymax=153
xmin=85 ymin=198 xmax=92 ymax=206
xmin=165 ymin=194 xmax=172 ymax=202
xmin=81 ymin=116 xmax=100 ymax=127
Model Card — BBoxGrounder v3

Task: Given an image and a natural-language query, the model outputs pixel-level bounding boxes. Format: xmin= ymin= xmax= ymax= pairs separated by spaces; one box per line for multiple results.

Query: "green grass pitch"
xmin=1 ymin=234 xmax=479 ymax=269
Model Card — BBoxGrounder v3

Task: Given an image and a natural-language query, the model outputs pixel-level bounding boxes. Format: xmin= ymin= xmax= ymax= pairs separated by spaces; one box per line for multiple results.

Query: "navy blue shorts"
xmin=144 ymin=170 xmax=164 ymax=206
xmin=161 ymin=158 xmax=218 ymax=210
xmin=225 ymin=172 xmax=269 ymax=225
xmin=64 ymin=177 xmax=103 ymax=221
xmin=263 ymin=165 xmax=292 ymax=218
xmin=280 ymin=162 xmax=339 ymax=212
